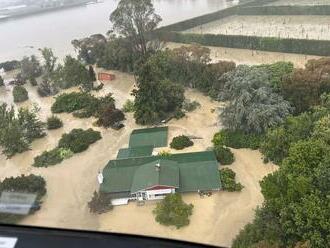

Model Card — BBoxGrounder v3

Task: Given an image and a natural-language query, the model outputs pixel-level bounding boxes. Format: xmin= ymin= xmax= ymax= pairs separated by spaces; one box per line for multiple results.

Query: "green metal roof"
xmin=117 ymin=146 xmax=154 ymax=159
xmin=177 ymin=161 xmax=220 ymax=192
xmin=129 ymin=127 xmax=168 ymax=148
xmin=130 ymin=159 xmax=179 ymax=193
xmin=100 ymin=151 xmax=221 ymax=194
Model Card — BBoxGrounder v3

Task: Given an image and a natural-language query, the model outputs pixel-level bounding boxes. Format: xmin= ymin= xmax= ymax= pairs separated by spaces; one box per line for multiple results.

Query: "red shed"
xmin=98 ymin=72 xmax=115 ymax=81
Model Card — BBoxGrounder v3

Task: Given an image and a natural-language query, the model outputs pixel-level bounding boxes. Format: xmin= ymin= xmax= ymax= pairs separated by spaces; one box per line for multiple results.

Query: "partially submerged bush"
xmin=183 ymin=100 xmax=201 ymax=112
xmin=122 ymin=99 xmax=135 ymax=113
xmin=51 ymin=92 xmax=97 ymax=113
xmin=51 ymin=92 xmax=118 ymax=122
xmin=213 ymin=130 xmax=263 ymax=150
xmin=214 ymin=146 xmax=235 ymax=165
xmin=96 ymin=108 xmax=125 ymax=128
xmin=219 ymin=168 xmax=243 ymax=192
xmin=153 ymin=193 xmax=193 ymax=229
xmin=88 ymin=191 xmax=113 ymax=214
xmin=13 ymin=85 xmax=28 ymax=102
xmin=0 ymin=76 xmax=4 ymax=86
xmin=58 ymin=128 xmax=101 ymax=153
xmin=32 ymin=128 xmax=101 ymax=167
xmin=37 ymin=80 xmax=58 ymax=97
xmin=0 ymin=174 xmax=46 ymax=223
xmin=170 ymin=135 xmax=193 ymax=150
xmin=33 ymin=148 xmax=73 ymax=167
xmin=46 ymin=116 xmax=63 ymax=130
xmin=29 ymin=77 xmax=37 ymax=86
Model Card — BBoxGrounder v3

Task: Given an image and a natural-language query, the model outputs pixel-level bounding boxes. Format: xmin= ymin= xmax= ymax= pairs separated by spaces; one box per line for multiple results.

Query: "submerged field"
xmin=0 ymin=68 xmax=276 ymax=247
xmin=183 ymin=15 xmax=330 ymax=40
xmin=265 ymin=0 xmax=330 ymax=6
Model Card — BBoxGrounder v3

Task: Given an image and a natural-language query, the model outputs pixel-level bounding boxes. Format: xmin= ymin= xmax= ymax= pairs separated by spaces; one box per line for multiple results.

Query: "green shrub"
xmin=13 ymin=85 xmax=28 ymax=102
xmin=153 ymin=193 xmax=193 ymax=229
xmin=170 ymin=135 xmax=194 ymax=150
xmin=173 ymin=109 xmax=185 ymax=119
xmin=183 ymin=100 xmax=201 ymax=112
xmin=0 ymin=174 xmax=46 ymax=223
xmin=122 ymin=99 xmax=135 ymax=113
xmin=212 ymin=130 xmax=263 ymax=150
xmin=51 ymin=92 xmax=116 ymax=123
xmin=219 ymin=168 xmax=243 ymax=192
xmin=88 ymin=191 xmax=113 ymax=214
xmin=58 ymin=128 xmax=101 ymax=153
xmin=47 ymin=116 xmax=63 ymax=130
xmin=214 ymin=146 xmax=235 ymax=165
xmin=32 ymin=148 xmax=73 ymax=167
xmin=29 ymin=77 xmax=38 ymax=86
xmin=51 ymin=92 xmax=97 ymax=113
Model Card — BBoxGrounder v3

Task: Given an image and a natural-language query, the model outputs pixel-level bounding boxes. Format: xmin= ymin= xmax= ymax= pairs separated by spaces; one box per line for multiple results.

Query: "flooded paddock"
xmin=183 ymin=15 xmax=330 ymax=40
xmin=265 ymin=0 xmax=330 ymax=6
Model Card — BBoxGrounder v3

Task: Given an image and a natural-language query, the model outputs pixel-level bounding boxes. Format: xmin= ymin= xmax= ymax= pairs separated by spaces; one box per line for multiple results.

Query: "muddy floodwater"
xmin=0 ymin=0 xmax=237 ymax=61
xmin=0 ymin=68 xmax=277 ymax=247
xmin=183 ymin=15 xmax=330 ymax=40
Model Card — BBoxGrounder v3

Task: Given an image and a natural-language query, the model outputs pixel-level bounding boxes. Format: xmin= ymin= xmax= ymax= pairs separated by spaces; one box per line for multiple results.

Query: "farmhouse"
xmin=99 ymin=127 xmax=221 ymax=205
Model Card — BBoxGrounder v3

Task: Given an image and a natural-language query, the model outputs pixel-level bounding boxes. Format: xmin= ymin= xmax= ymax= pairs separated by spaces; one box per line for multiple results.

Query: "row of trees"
xmin=15 ymin=48 xmax=96 ymax=98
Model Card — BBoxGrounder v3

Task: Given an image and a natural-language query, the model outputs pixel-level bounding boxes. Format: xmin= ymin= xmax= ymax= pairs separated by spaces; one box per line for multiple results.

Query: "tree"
xmin=312 ymin=114 xmax=330 ymax=144
xmin=96 ymin=108 xmax=125 ymax=128
xmin=17 ymin=108 xmax=46 ymax=142
xmin=13 ymin=85 xmax=28 ymax=102
xmin=46 ymin=116 xmax=63 ymax=130
xmin=214 ymin=146 xmax=235 ymax=165
xmin=219 ymin=65 xmax=292 ymax=134
xmin=0 ymin=75 xmax=4 ymax=86
xmin=37 ymin=79 xmax=59 ymax=97
xmin=88 ymin=191 xmax=113 ymax=214
xmin=261 ymin=112 xmax=315 ymax=164
xmin=58 ymin=128 xmax=101 ymax=153
xmin=281 ymin=58 xmax=330 ymax=114
xmin=219 ymin=168 xmax=243 ymax=192
xmin=233 ymin=139 xmax=330 ymax=248
xmin=153 ymin=193 xmax=193 ymax=229
xmin=109 ymin=0 xmax=162 ymax=55
xmin=170 ymin=135 xmax=194 ymax=150
xmin=40 ymin=47 xmax=57 ymax=81
xmin=20 ymin=55 xmax=42 ymax=81
xmin=56 ymin=56 xmax=91 ymax=89
xmin=256 ymin=61 xmax=294 ymax=90
xmin=72 ymin=34 xmax=107 ymax=64
xmin=212 ymin=129 xmax=263 ymax=150
xmin=0 ymin=119 xmax=30 ymax=158
xmin=133 ymin=77 xmax=184 ymax=124
xmin=0 ymin=104 xmax=46 ymax=157
xmin=88 ymin=65 xmax=96 ymax=81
